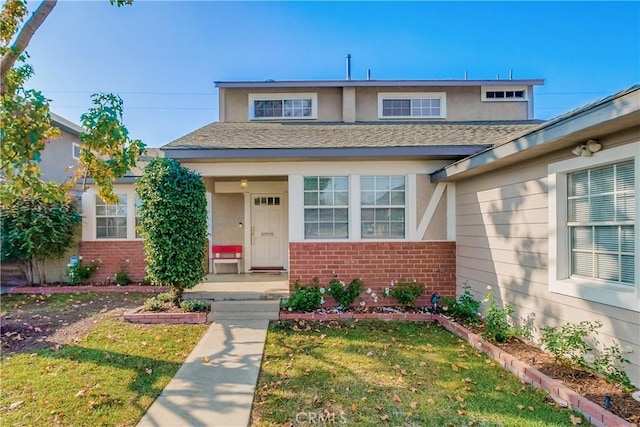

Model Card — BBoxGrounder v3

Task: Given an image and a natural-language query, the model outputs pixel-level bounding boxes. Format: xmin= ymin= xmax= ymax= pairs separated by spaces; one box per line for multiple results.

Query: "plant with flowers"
xmin=282 ymin=278 xmax=324 ymax=312
xmin=386 ymin=279 xmax=424 ymax=307
xmin=326 ymin=278 xmax=364 ymax=309
xmin=66 ymin=257 xmax=99 ymax=285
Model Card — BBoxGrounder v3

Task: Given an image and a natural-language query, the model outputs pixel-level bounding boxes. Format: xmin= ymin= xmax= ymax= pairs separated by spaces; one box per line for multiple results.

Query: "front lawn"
xmin=252 ymin=320 xmax=582 ymax=426
xmin=0 ymin=318 xmax=207 ymax=426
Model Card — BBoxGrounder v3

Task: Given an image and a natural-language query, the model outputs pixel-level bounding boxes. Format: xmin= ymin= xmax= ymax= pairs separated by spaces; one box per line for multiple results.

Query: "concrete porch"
xmin=183 ymin=272 xmax=289 ymax=301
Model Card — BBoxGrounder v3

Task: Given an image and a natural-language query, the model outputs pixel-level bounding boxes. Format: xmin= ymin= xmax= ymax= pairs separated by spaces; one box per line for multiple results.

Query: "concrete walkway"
xmin=137 ymin=300 xmax=280 ymax=427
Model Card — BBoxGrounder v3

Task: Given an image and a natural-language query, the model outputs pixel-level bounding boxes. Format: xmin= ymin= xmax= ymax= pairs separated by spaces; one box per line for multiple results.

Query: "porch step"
xmin=209 ymin=300 xmax=281 ymax=322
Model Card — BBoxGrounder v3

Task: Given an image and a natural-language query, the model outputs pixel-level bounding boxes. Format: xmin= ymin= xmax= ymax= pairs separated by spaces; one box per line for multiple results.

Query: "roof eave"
xmin=215 ymin=79 xmax=545 ymax=89
xmin=430 ymin=87 xmax=640 ymax=182
xmin=51 ymin=112 xmax=84 ymax=136
xmin=162 ymin=145 xmax=490 ymax=161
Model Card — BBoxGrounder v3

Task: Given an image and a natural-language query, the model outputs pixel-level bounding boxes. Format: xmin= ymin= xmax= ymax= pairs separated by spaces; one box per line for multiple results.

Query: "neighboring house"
xmin=0 ymin=113 xmax=84 ymax=285
xmin=432 ymin=85 xmax=640 ymax=386
xmin=80 ymin=77 xmax=544 ymax=307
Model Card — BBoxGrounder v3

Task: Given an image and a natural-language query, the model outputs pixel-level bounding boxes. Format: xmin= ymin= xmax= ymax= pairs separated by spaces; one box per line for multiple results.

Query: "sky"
xmin=21 ymin=1 xmax=640 ymax=148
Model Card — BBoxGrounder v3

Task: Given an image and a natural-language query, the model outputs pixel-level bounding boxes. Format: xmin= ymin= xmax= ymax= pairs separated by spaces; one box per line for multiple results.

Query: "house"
xmin=1 ymin=113 xmax=84 ymax=285
xmin=77 ymin=73 xmax=639 ymax=384
xmin=432 ymin=85 xmax=640 ymax=385
xmin=80 ymin=76 xmax=544 ymax=305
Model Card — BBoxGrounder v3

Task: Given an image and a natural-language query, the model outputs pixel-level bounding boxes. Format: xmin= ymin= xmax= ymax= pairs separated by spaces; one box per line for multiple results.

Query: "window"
xmin=361 ymin=176 xmax=405 ymax=238
xmin=482 ymin=86 xmax=528 ymax=101
xmin=568 ymin=161 xmax=634 ymax=284
xmin=135 ymin=197 xmax=142 ymax=239
xmin=549 ymin=142 xmax=639 ymax=311
xmin=72 ymin=143 xmax=81 ymax=160
xmin=303 ymin=176 xmax=348 ymax=239
xmin=96 ymin=195 xmax=127 ymax=239
xmin=249 ymin=93 xmax=317 ymax=120
xmin=378 ymin=92 xmax=446 ymax=119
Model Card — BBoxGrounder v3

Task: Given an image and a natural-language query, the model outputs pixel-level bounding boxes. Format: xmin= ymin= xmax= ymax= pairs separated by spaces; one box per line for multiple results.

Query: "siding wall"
xmin=289 ymin=241 xmax=456 ymax=307
xmin=454 ymin=129 xmax=640 ymax=385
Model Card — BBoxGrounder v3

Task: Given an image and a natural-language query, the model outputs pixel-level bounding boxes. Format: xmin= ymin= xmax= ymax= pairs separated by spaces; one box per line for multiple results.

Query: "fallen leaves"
xmin=570 ymin=414 xmax=583 ymax=424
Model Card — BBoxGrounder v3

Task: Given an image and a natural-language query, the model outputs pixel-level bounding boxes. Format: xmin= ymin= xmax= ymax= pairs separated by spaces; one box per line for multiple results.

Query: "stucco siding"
xmin=455 ymin=135 xmax=640 ymax=385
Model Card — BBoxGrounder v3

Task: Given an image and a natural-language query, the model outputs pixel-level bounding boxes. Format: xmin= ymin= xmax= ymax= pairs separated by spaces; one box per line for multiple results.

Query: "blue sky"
xmin=23 ymin=1 xmax=640 ymax=147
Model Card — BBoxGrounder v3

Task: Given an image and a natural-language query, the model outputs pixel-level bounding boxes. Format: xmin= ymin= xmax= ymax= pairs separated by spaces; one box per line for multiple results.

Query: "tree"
xmin=1 ymin=194 xmax=82 ymax=284
xmin=136 ymin=158 xmax=207 ymax=302
xmin=1 ymin=0 xmax=143 ymax=205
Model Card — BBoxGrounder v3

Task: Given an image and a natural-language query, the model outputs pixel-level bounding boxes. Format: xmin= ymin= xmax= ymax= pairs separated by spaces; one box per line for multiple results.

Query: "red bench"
xmin=211 ymin=245 xmax=243 ymax=274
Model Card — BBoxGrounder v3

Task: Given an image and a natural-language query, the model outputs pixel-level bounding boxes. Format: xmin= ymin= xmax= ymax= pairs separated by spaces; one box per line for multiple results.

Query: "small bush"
xmin=484 ymin=298 xmax=518 ymax=343
xmin=439 ymin=296 xmax=457 ymax=312
xmin=326 ymin=278 xmax=364 ymax=308
xmin=541 ymin=320 xmax=602 ymax=367
xmin=450 ymin=284 xmax=481 ymax=323
xmin=388 ymin=280 xmax=424 ymax=307
xmin=113 ymin=270 xmax=130 ymax=286
xmin=282 ymin=279 xmax=323 ymax=312
xmin=144 ymin=297 xmax=163 ymax=312
xmin=592 ymin=343 xmax=633 ymax=389
xmin=180 ymin=299 xmax=208 ymax=312
xmin=66 ymin=260 xmax=99 ymax=285
xmin=155 ymin=292 xmax=173 ymax=303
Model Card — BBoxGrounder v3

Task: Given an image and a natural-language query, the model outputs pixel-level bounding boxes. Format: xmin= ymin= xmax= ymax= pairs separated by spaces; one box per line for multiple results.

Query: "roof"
xmin=51 ymin=112 xmax=84 ymax=136
xmin=431 ymin=84 xmax=640 ymax=181
xmin=162 ymin=121 xmax=542 ymax=159
xmin=215 ymin=79 xmax=545 ymax=89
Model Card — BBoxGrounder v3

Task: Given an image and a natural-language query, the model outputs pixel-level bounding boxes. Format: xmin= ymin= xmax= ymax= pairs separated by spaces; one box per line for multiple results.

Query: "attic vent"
xmin=481 ymin=86 xmax=528 ymax=102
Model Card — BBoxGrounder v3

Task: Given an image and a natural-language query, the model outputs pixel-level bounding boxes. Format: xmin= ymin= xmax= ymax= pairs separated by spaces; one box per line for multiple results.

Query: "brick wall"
xmin=289 ymin=241 xmax=456 ymax=307
xmin=80 ymin=241 xmax=146 ymax=283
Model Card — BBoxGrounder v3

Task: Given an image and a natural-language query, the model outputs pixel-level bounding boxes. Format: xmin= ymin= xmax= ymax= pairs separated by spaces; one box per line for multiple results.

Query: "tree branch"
xmin=1 ymin=0 xmax=57 ymax=95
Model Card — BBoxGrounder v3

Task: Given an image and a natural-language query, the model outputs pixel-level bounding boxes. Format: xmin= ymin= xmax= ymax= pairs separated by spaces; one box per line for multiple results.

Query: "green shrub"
xmin=326 ymin=278 xmax=364 ymax=308
xmin=388 ymin=280 xmax=424 ymax=307
xmin=155 ymin=292 xmax=173 ymax=303
xmin=591 ymin=343 xmax=633 ymax=389
xmin=66 ymin=260 xmax=99 ymax=285
xmin=144 ymin=297 xmax=163 ymax=312
xmin=450 ymin=284 xmax=481 ymax=323
xmin=283 ymin=279 xmax=323 ymax=312
xmin=136 ymin=158 xmax=208 ymax=301
xmin=180 ymin=299 xmax=208 ymax=312
xmin=113 ymin=270 xmax=130 ymax=286
xmin=541 ymin=320 xmax=602 ymax=367
xmin=484 ymin=298 xmax=518 ymax=343
xmin=439 ymin=296 xmax=457 ymax=312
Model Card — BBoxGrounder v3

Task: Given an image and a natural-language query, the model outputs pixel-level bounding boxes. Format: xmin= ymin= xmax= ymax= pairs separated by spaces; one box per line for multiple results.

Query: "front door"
xmin=251 ymin=194 xmax=284 ymax=269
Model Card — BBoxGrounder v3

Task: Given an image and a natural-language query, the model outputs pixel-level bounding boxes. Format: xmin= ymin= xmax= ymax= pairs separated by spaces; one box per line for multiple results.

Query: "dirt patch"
xmin=0 ymin=293 xmax=148 ymax=355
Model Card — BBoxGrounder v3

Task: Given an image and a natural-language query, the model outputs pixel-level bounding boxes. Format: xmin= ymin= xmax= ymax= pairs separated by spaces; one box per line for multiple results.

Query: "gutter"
xmin=215 ymin=79 xmax=545 ymax=89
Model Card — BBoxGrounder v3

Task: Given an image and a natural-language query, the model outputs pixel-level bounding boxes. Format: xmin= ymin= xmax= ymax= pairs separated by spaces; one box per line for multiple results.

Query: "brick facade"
xmin=289 ymin=241 xmax=456 ymax=307
xmin=80 ymin=241 xmax=146 ymax=283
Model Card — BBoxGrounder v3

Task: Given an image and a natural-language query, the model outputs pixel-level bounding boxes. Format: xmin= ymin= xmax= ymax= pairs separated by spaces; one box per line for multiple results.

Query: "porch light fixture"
xmin=240 ymin=179 xmax=248 ymax=190
xmin=572 ymin=139 xmax=601 ymax=157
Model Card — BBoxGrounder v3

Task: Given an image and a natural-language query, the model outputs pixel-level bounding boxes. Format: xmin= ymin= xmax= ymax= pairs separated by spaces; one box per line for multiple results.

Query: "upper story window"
xmin=72 ymin=143 xmax=81 ymax=160
xmin=249 ymin=93 xmax=318 ymax=120
xmin=303 ymin=176 xmax=349 ymax=239
xmin=481 ymin=86 xmax=528 ymax=102
xmin=96 ymin=195 xmax=128 ymax=239
xmin=378 ymin=92 xmax=446 ymax=119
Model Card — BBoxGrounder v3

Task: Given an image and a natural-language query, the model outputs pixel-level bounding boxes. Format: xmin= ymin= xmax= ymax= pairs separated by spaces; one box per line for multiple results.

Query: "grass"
xmin=0 ymin=319 xmax=208 ymax=426
xmin=252 ymin=320 xmax=581 ymax=426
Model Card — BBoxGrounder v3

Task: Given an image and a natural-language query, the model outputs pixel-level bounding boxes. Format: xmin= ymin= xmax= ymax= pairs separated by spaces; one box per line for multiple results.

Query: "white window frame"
xmin=303 ymin=176 xmax=349 ymax=240
xmin=548 ymin=142 xmax=640 ymax=312
xmin=481 ymin=85 xmax=528 ymax=102
xmin=377 ymin=92 xmax=446 ymax=119
xmin=360 ymin=176 xmax=406 ymax=239
xmin=72 ymin=142 xmax=81 ymax=160
xmin=249 ymin=92 xmax=318 ymax=120
xmin=83 ymin=186 xmax=142 ymax=241
xmin=96 ymin=194 xmax=128 ymax=239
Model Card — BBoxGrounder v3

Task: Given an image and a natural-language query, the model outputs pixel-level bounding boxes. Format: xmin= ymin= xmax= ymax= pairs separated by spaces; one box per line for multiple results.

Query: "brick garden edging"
xmin=3 ymin=285 xmax=169 ymax=294
xmin=279 ymin=311 xmax=631 ymax=427
xmin=123 ymin=307 xmax=208 ymax=324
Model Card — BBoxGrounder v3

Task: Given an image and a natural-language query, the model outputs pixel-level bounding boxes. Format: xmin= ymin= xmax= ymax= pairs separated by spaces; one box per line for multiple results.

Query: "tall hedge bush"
xmin=1 ymin=195 xmax=81 ymax=284
xmin=136 ymin=158 xmax=207 ymax=301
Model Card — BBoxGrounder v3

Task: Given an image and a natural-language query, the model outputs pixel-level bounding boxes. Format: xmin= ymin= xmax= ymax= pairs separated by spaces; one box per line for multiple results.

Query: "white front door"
xmin=251 ymin=194 xmax=284 ymax=268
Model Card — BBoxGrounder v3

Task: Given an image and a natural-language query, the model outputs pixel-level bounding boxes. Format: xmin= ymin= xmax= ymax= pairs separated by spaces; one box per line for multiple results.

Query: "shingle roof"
xmin=163 ymin=121 xmax=543 ymax=150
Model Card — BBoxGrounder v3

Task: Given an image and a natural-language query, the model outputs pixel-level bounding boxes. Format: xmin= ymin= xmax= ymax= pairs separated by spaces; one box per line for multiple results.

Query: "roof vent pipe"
xmin=464 ymin=70 xmax=468 ymax=80
xmin=346 ymin=54 xmax=352 ymax=80
xmin=366 ymin=69 xmax=371 ymax=80
xmin=509 ymin=69 xmax=513 ymax=80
